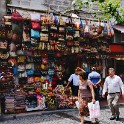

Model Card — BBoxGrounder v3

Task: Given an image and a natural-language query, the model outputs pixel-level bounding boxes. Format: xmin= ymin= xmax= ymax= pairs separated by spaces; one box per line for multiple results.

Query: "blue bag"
xmin=31 ymin=29 xmax=40 ymax=38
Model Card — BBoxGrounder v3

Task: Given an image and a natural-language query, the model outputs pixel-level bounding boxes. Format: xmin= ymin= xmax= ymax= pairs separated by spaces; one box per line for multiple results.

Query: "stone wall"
xmin=0 ymin=0 xmax=6 ymax=22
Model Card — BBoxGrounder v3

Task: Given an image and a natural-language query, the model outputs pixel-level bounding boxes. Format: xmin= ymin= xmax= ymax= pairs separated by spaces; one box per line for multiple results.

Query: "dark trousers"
xmin=72 ymin=86 xmax=79 ymax=96
xmin=93 ymin=85 xmax=100 ymax=101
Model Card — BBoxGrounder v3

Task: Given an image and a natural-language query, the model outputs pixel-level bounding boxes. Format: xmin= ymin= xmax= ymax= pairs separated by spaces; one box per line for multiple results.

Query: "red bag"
xmin=31 ymin=21 xmax=41 ymax=30
xmin=42 ymin=58 xmax=48 ymax=64
xmin=11 ymin=9 xmax=23 ymax=21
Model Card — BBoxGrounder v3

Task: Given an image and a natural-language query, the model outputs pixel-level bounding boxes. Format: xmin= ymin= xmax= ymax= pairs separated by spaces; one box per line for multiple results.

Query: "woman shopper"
xmin=78 ymin=71 xmax=96 ymax=124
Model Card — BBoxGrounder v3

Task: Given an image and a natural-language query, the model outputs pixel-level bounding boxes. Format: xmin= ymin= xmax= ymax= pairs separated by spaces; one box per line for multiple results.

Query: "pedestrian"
xmin=66 ymin=67 xmax=85 ymax=96
xmin=78 ymin=71 xmax=96 ymax=124
xmin=88 ymin=67 xmax=101 ymax=101
xmin=102 ymin=68 xmax=124 ymax=121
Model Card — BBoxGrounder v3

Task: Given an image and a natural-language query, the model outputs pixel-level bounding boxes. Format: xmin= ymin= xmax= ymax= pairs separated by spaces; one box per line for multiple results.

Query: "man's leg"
xmin=107 ymin=94 xmax=116 ymax=118
xmin=112 ymin=93 xmax=120 ymax=117
xmin=94 ymin=86 xmax=100 ymax=101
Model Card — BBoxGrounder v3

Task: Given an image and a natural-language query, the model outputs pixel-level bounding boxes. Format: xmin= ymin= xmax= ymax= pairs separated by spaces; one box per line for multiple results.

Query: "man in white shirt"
xmin=102 ymin=68 xmax=124 ymax=121
xmin=66 ymin=68 xmax=80 ymax=96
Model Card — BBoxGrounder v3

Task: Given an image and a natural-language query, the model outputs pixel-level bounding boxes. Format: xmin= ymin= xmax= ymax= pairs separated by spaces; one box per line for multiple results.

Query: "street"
xmin=0 ymin=106 xmax=124 ymax=124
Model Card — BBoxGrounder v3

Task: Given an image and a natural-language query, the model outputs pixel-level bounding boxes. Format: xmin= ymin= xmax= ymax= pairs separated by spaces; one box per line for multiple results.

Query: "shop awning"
xmin=113 ymin=25 xmax=124 ymax=33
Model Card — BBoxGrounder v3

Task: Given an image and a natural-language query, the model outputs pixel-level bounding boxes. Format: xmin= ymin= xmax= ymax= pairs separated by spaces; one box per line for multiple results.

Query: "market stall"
xmin=0 ymin=9 xmax=113 ymax=114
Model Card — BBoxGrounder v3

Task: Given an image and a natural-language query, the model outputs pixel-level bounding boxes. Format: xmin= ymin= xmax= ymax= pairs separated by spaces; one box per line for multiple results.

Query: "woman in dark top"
xmin=78 ymin=71 xmax=95 ymax=124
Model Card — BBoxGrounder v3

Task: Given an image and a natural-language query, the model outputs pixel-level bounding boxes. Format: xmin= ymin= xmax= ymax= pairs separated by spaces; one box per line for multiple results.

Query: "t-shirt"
xmin=68 ymin=74 xmax=80 ymax=86
xmin=79 ymin=80 xmax=92 ymax=98
xmin=88 ymin=71 xmax=101 ymax=84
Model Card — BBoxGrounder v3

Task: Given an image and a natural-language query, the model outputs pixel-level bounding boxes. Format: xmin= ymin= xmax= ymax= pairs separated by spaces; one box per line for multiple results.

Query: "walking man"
xmin=88 ymin=67 xmax=101 ymax=101
xmin=102 ymin=68 xmax=124 ymax=121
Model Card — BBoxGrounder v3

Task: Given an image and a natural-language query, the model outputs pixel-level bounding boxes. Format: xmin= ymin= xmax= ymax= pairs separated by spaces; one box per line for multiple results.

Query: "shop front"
xmin=0 ymin=7 xmax=114 ymax=114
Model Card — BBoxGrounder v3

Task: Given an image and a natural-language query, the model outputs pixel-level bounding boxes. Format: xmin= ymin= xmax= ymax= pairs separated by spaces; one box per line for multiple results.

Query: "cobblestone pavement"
xmin=0 ymin=106 xmax=124 ymax=124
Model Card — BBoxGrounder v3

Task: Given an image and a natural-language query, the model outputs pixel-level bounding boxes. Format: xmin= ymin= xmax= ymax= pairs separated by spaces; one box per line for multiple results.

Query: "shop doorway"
xmin=116 ymin=60 xmax=124 ymax=81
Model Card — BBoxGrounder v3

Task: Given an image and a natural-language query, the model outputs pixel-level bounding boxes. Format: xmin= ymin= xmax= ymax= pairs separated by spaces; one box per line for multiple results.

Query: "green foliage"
xmin=72 ymin=0 xmax=124 ymax=25
xmin=6 ymin=0 xmax=12 ymax=4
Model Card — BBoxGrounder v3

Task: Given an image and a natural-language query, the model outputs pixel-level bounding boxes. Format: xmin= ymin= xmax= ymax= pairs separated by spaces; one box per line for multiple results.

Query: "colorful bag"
xmin=24 ymin=50 xmax=33 ymax=56
xmin=27 ymin=77 xmax=34 ymax=84
xmin=23 ymin=31 xmax=30 ymax=42
xmin=41 ymin=64 xmax=49 ymax=70
xmin=31 ymin=21 xmax=41 ymax=30
xmin=17 ymin=50 xmax=24 ymax=55
xmin=31 ymin=29 xmax=40 ymax=38
xmin=26 ymin=63 xmax=33 ymax=70
xmin=40 ymin=33 xmax=49 ymax=42
xmin=10 ymin=42 xmax=16 ymax=52
xmin=48 ymin=68 xmax=55 ymax=76
xmin=42 ymin=58 xmax=48 ymax=64
xmin=0 ymin=41 xmax=8 ymax=49
xmin=59 ymin=16 xmax=65 ymax=26
xmin=11 ymin=9 xmax=23 ymax=21
xmin=27 ymin=69 xmax=34 ymax=76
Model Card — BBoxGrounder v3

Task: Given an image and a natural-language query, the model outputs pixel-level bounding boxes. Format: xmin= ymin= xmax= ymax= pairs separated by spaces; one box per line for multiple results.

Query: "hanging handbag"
xmin=9 ymin=42 xmax=16 ymax=52
xmin=11 ymin=9 xmax=23 ymax=21
xmin=40 ymin=33 xmax=49 ymax=42
xmin=27 ymin=69 xmax=34 ymax=76
xmin=24 ymin=50 xmax=33 ymax=56
xmin=0 ymin=41 xmax=8 ymax=49
xmin=42 ymin=58 xmax=48 ymax=64
xmin=26 ymin=63 xmax=33 ymax=70
xmin=18 ymin=65 xmax=26 ymax=72
xmin=27 ymin=77 xmax=34 ymax=84
xmin=59 ymin=16 xmax=65 ymax=26
xmin=41 ymin=64 xmax=49 ymax=70
xmin=31 ymin=29 xmax=40 ymax=38
xmin=31 ymin=21 xmax=41 ymax=30
xmin=23 ymin=31 xmax=30 ymax=42
xmin=17 ymin=50 xmax=24 ymax=55
xmin=8 ymin=58 xmax=17 ymax=66
xmin=48 ymin=68 xmax=55 ymax=76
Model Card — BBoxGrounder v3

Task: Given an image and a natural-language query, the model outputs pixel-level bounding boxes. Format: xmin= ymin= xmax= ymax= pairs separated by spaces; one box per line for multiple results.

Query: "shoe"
xmin=116 ymin=116 xmax=119 ymax=121
xmin=110 ymin=116 xmax=116 ymax=120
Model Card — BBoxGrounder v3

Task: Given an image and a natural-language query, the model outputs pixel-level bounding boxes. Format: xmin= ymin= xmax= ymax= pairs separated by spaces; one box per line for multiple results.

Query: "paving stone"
xmin=0 ymin=106 xmax=124 ymax=124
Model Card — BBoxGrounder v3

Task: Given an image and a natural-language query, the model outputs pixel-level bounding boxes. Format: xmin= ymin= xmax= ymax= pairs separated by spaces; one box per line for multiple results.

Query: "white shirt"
xmin=102 ymin=75 xmax=123 ymax=95
xmin=68 ymin=74 xmax=80 ymax=86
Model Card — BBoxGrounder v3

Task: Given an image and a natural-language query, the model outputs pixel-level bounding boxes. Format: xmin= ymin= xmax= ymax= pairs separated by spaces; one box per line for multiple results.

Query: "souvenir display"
xmin=0 ymin=10 xmax=113 ymax=114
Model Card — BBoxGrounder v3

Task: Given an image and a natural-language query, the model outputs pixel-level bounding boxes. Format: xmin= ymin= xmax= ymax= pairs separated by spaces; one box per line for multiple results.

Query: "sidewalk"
xmin=0 ymin=97 xmax=124 ymax=122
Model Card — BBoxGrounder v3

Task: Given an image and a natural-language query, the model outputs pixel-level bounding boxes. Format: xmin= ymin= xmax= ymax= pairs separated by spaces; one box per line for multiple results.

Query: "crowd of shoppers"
xmin=67 ymin=67 xmax=124 ymax=124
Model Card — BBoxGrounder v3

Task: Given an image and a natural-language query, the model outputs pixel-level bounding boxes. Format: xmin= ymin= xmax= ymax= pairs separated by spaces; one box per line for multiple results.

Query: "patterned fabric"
xmin=79 ymin=97 xmax=92 ymax=117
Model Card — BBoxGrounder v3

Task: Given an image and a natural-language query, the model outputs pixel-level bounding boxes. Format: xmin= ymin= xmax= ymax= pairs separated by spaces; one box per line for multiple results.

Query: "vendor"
xmin=66 ymin=67 xmax=85 ymax=96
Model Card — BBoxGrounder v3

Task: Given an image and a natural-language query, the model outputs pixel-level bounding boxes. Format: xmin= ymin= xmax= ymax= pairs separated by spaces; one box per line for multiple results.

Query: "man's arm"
xmin=66 ymin=74 xmax=73 ymax=87
xmin=96 ymin=79 xmax=101 ymax=85
xmin=118 ymin=77 xmax=124 ymax=95
xmin=102 ymin=79 xmax=108 ymax=97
